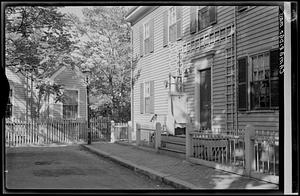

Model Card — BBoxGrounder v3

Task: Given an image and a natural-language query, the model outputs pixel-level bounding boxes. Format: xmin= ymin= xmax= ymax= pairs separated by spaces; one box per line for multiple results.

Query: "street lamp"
xmin=82 ymin=67 xmax=91 ymax=145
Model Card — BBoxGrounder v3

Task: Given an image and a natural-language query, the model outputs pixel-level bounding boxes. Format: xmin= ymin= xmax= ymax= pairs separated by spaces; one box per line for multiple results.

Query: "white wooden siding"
xmin=236 ymin=6 xmax=279 ymax=130
xmin=54 ymin=67 xmax=87 ymax=119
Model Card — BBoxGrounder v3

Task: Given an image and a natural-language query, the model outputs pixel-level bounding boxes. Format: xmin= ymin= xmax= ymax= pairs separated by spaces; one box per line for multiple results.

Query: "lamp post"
xmin=83 ymin=68 xmax=91 ymax=145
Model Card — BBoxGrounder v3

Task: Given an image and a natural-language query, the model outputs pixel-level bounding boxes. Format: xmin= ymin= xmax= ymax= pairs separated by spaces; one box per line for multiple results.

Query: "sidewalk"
xmin=81 ymin=142 xmax=279 ymax=190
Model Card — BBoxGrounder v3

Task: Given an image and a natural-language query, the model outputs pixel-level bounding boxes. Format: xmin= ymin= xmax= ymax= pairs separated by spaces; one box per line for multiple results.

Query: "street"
xmin=5 ymin=145 xmax=174 ymax=190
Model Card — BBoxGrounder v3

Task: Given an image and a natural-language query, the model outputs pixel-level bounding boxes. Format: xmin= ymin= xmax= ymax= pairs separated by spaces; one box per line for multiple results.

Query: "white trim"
xmin=194 ymin=57 xmax=212 ymax=130
xmin=284 ymin=2 xmax=292 ymax=194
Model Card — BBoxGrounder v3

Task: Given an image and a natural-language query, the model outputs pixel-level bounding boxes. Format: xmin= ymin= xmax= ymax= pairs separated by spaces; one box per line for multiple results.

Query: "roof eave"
xmin=125 ymin=6 xmax=158 ymax=25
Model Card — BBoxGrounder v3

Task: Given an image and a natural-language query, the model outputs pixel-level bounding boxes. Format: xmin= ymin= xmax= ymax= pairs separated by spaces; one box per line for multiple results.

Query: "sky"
xmin=59 ymin=6 xmax=87 ymax=19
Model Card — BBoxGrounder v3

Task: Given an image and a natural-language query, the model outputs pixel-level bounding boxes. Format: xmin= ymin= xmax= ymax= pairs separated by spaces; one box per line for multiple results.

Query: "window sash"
xmin=145 ymin=97 xmax=151 ymax=113
xmin=144 ymin=37 xmax=150 ymax=54
xmin=144 ymin=82 xmax=150 ymax=97
xmin=169 ymin=23 xmax=177 ymax=42
xmin=250 ymin=51 xmax=278 ymax=110
xmin=63 ymin=105 xmax=78 ymax=119
xmin=168 ymin=7 xmax=176 ymax=26
xmin=144 ymin=23 xmax=150 ymax=39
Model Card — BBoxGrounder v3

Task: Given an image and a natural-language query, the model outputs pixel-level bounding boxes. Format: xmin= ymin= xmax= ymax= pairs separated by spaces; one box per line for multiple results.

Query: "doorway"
xmin=199 ymin=68 xmax=211 ymax=129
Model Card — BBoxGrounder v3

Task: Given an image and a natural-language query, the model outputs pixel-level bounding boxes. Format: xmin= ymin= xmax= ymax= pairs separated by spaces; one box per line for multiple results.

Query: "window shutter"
xmin=209 ymin=6 xmax=217 ymax=25
xmin=238 ymin=57 xmax=248 ymax=110
xmin=190 ymin=6 xmax=197 ymax=34
xmin=176 ymin=6 xmax=182 ymax=40
xmin=150 ymin=81 xmax=155 ymax=114
xmin=163 ymin=10 xmax=168 ymax=47
xmin=149 ymin=18 xmax=154 ymax=53
xmin=140 ymin=83 xmax=144 ymax=114
xmin=270 ymin=49 xmax=279 ymax=107
xmin=139 ymin=25 xmax=143 ymax=57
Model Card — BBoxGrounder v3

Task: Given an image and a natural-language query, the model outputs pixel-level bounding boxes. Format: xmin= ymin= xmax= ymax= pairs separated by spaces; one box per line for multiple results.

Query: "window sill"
xmin=196 ymin=23 xmax=216 ymax=36
xmin=241 ymin=109 xmax=279 ymax=114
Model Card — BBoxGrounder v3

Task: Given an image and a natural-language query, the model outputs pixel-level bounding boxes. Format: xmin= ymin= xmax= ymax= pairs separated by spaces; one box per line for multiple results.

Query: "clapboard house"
xmin=126 ymin=5 xmax=280 ymax=136
xmin=5 ymin=65 xmax=88 ymax=121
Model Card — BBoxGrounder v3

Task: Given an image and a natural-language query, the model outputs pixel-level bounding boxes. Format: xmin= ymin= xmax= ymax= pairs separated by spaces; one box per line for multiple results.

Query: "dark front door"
xmin=199 ymin=68 xmax=211 ymax=129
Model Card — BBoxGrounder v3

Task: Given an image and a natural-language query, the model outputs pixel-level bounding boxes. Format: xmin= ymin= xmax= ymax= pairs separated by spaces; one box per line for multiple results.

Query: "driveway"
xmin=5 ymin=145 xmax=174 ymax=190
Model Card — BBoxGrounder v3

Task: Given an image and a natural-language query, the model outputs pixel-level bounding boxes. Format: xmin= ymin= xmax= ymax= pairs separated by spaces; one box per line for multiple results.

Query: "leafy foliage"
xmin=68 ymin=6 xmax=134 ymax=122
xmin=5 ymin=6 xmax=75 ymax=119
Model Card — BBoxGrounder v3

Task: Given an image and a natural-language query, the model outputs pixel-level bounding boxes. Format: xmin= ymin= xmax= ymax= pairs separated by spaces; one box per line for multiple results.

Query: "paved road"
xmin=5 ymin=145 xmax=174 ymax=190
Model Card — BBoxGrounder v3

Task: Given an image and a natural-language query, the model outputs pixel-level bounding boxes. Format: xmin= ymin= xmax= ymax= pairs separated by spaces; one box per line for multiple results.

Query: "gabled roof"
xmin=49 ymin=65 xmax=83 ymax=81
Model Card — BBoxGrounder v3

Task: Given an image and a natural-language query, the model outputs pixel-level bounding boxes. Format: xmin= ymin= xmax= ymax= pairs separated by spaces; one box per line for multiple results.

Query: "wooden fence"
xmin=186 ymin=122 xmax=279 ymax=184
xmin=5 ymin=117 xmax=110 ymax=147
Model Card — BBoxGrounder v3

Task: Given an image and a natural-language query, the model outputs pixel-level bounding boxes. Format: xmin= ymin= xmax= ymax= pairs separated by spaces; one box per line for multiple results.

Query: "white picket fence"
xmin=5 ymin=117 xmax=110 ymax=147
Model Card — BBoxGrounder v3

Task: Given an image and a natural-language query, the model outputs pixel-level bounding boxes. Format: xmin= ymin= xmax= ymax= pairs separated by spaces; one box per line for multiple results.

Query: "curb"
xmin=80 ymin=144 xmax=198 ymax=189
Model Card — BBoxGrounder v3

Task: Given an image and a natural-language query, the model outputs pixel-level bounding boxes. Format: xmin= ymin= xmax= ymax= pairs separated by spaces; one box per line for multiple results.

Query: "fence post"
xmin=110 ymin=120 xmax=115 ymax=143
xmin=136 ymin=123 xmax=141 ymax=146
xmin=245 ymin=124 xmax=256 ymax=176
xmin=186 ymin=116 xmax=193 ymax=160
xmin=155 ymin=122 xmax=161 ymax=151
xmin=128 ymin=121 xmax=132 ymax=143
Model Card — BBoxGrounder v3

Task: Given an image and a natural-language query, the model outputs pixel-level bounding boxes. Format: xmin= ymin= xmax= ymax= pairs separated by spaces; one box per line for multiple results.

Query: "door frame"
xmin=193 ymin=55 xmax=214 ymax=130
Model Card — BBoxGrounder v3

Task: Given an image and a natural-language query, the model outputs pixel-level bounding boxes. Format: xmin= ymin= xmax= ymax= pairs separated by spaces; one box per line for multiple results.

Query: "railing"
xmin=136 ymin=122 xmax=161 ymax=151
xmin=186 ymin=121 xmax=279 ymax=184
xmin=190 ymin=128 xmax=245 ymax=168
xmin=110 ymin=121 xmax=130 ymax=143
xmin=252 ymin=129 xmax=279 ymax=176
xmin=5 ymin=117 xmax=110 ymax=147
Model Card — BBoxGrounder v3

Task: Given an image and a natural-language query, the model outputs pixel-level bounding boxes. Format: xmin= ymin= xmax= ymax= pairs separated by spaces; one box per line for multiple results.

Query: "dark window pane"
xmin=238 ymin=83 xmax=247 ymax=110
xmin=271 ymin=79 xmax=279 ymax=107
xmin=270 ymin=49 xmax=279 ymax=78
xmin=238 ymin=58 xmax=247 ymax=82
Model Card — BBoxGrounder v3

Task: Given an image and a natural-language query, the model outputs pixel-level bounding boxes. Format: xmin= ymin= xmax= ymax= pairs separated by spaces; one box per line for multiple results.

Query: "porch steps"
xmin=159 ymin=135 xmax=186 ymax=158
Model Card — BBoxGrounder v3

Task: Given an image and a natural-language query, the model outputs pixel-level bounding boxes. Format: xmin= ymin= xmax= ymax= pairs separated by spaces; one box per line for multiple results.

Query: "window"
xmin=144 ymin=22 xmax=150 ymax=54
xmin=168 ymin=7 xmax=177 ymax=42
xmin=5 ymin=89 xmax=13 ymax=118
xmin=238 ymin=49 xmax=279 ymax=111
xmin=198 ymin=6 xmax=217 ymax=31
xmin=163 ymin=6 xmax=182 ymax=46
xmin=140 ymin=81 xmax=154 ymax=114
xmin=140 ymin=19 xmax=154 ymax=56
xmin=144 ymin=81 xmax=151 ymax=113
xmin=63 ymin=90 xmax=78 ymax=119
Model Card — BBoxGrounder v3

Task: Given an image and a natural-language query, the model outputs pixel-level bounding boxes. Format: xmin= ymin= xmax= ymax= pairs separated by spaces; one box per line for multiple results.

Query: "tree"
xmin=5 ymin=6 xmax=76 ymax=120
xmin=68 ymin=6 xmax=134 ymax=122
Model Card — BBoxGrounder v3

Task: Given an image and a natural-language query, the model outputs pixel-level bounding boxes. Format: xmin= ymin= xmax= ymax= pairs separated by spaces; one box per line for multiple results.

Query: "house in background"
xmin=5 ymin=65 xmax=88 ymax=121
xmin=125 ymin=5 xmax=280 ymax=135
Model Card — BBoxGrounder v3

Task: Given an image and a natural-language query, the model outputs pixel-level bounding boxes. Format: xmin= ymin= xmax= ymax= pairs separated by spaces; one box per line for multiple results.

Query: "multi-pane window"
xmin=140 ymin=81 xmax=154 ymax=114
xmin=144 ymin=81 xmax=151 ymax=113
xmin=197 ymin=6 xmax=217 ymax=31
xmin=5 ymin=89 xmax=13 ymax=118
xmin=168 ymin=7 xmax=177 ymax=42
xmin=163 ymin=7 xmax=182 ymax=46
xmin=251 ymin=52 xmax=270 ymax=109
xmin=144 ymin=22 xmax=150 ymax=54
xmin=238 ymin=49 xmax=279 ymax=111
xmin=63 ymin=89 xmax=78 ymax=119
